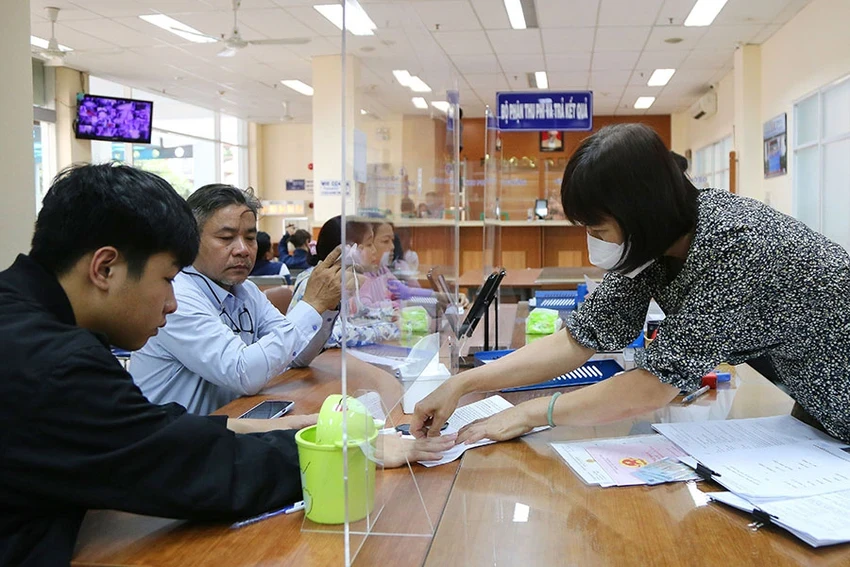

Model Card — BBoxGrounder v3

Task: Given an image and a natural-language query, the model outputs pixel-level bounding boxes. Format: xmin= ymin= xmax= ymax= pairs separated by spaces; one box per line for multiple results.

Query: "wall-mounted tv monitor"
xmin=74 ymin=93 xmax=153 ymax=144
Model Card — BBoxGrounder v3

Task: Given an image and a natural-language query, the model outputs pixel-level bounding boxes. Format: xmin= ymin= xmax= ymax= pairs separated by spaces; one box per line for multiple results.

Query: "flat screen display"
xmin=75 ymin=93 xmax=154 ymax=144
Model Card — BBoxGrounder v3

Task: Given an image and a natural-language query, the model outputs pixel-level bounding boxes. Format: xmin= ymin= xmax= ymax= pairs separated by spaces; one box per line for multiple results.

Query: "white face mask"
xmin=586 ymin=233 xmax=653 ymax=278
xmin=380 ymin=251 xmax=391 ymax=267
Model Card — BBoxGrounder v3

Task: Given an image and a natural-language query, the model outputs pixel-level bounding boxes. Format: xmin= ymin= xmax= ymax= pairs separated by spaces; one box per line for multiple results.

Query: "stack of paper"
xmin=652 ymin=415 xmax=850 ymax=547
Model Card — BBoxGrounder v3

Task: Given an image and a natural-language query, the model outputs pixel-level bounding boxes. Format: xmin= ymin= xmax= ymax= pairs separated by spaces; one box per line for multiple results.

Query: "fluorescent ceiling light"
xmin=512 ymin=503 xmax=530 ymax=523
xmin=393 ymin=70 xmax=412 ymax=87
xmin=30 ymin=35 xmax=72 ymax=52
xmin=360 ymin=109 xmax=368 ymax=115
xmin=431 ymin=101 xmax=450 ymax=113
xmin=634 ymin=96 xmax=656 ymax=109
xmin=504 ymin=0 xmax=526 ymax=29
xmin=412 ymin=97 xmax=428 ymax=109
xmin=684 ymin=0 xmax=729 ymax=27
xmin=408 ymin=76 xmax=431 ymax=93
xmin=314 ymin=1 xmax=377 ymax=36
xmin=280 ymin=80 xmax=314 ymax=96
xmin=534 ymin=71 xmax=548 ymax=89
xmin=647 ymin=68 xmax=676 ymax=87
xmin=139 ymin=14 xmax=216 ymax=43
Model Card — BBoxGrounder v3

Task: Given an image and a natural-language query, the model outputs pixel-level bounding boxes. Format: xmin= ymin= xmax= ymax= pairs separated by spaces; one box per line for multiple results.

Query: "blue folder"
xmin=472 ymin=349 xmax=623 ymax=392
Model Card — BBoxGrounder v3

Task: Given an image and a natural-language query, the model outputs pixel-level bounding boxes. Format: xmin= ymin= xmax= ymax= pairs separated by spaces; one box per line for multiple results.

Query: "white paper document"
xmin=418 ymin=395 xmax=547 ymax=467
xmin=653 ymin=416 xmax=850 ymax=501
xmin=708 ymin=489 xmax=850 ymax=547
xmin=550 ymin=434 xmax=695 ymax=487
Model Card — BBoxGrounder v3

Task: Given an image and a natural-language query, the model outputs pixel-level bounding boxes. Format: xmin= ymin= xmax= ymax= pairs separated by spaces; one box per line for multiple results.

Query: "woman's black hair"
xmin=307 ymin=216 xmax=373 ymax=266
xmin=560 ymin=123 xmax=699 ymax=273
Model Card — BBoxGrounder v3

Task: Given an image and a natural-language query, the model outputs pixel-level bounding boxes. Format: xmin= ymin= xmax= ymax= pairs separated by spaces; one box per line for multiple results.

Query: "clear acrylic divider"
xmin=297 ymin=2 xmax=462 ymax=563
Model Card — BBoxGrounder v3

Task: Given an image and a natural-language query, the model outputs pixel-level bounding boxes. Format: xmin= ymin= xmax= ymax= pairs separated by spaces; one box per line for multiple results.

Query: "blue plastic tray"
xmin=533 ymin=290 xmax=577 ymax=310
xmin=472 ymin=349 xmax=623 ymax=392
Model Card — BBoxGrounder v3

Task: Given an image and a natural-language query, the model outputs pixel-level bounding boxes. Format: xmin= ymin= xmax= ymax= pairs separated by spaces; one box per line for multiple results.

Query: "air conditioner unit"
xmin=690 ymin=91 xmax=717 ymax=120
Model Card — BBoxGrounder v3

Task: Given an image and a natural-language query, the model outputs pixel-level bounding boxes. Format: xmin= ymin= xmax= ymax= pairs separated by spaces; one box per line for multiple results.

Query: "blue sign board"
xmin=496 ymin=91 xmax=593 ymax=131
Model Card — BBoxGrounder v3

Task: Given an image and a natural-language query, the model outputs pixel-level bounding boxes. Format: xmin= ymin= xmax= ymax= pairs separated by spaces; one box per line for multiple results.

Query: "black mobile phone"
xmin=395 ymin=422 xmax=449 ymax=435
xmin=238 ymin=400 xmax=295 ymax=419
xmin=458 ymin=269 xmax=506 ymax=338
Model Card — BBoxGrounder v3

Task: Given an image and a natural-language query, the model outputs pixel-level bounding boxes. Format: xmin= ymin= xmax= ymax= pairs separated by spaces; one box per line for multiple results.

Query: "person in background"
xmin=289 ymin=217 xmax=400 ymax=347
xmin=0 ymin=164 xmax=313 ymax=565
xmin=251 ymin=231 xmax=291 ymax=284
xmin=412 ymin=123 xmax=850 ymax=446
xmin=283 ymin=229 xmax=312 ymax=270
xmin=425 ymin=191 xmax=443 ymax=219
xmin=400 ymin=196 xmax=416 ymax=218
xmin=131 ymin=184 xmax=342 ymax=415
xmin=277 ymin=222 xmax=296 ymax=260
xmin=393 ymin=227 xmax=420 ymax=276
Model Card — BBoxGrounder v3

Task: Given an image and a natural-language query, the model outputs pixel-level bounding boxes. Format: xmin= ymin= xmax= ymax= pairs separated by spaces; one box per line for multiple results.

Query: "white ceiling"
xmin=30 ymin=0 xmax=813 ymax=123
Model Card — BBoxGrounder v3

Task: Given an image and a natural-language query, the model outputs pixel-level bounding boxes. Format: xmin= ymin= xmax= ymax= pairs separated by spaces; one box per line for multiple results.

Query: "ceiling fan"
xmin=178 ymin=0 xmax=311 ymax=57
xmin=34 ymin=7 xmax=69 ymax=67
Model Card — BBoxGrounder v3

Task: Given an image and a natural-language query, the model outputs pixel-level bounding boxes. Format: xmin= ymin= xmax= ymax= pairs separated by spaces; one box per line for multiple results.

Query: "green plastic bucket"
xmin=295 ymin=396 xmax=379 ymax=525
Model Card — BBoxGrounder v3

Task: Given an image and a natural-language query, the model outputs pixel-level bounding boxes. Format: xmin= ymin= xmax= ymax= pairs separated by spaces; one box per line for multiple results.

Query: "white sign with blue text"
xmin=497 ymin=91 xmax=593 ymax=131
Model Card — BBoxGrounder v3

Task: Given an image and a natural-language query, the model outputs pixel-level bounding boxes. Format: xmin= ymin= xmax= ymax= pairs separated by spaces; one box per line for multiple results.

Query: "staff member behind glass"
xmin=132 ymin=184 xmax=342 ymax=415
xmin=411 ymin=123 xmax=850 ymax=444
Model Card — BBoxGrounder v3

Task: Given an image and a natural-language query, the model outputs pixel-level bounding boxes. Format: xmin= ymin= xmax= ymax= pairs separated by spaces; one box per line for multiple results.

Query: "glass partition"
xmin=298 ymin=2 xmax=462 ymax=563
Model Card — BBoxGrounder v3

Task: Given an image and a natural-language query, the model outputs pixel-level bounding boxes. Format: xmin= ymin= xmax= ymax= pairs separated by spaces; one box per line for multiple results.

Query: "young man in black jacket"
xmin=0 ymin=164 xmax=317 ymax=566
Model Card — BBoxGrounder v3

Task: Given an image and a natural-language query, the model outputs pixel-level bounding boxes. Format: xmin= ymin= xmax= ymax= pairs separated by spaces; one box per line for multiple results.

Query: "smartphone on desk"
xmin=238 ymin=400 xmax=295 ymax=419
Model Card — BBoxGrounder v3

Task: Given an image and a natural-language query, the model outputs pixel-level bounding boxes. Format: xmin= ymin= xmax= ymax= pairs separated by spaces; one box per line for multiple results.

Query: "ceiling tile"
xmin=541 ymin=27 xmax=595 ymax=53
xmin=683 ymin=48 xmax=735 ymax=69
xmin=433 ymin=31 xmax=492 ymax=55
xmin=498 ymin=53 xmax=545 ymax=73
xmin=591 ymin=50 xmax=640 ymax=71
xmin=598 ymin=0 xmax=663 ymax=26
xmin=31 ymin=0 xmax=103 ymax=21
xmin=750 ymin=24 xmax=783 ymax=44
xmin=653 ymin=0 xmax=699 ymax=26
xmin=413 ymin=1 xmax=482 ymax=32
xmin=284 ymin=5 xmax=347 ymax=36
xmin=536 ymin=0 xmax=600 ymax=28
xmin=636 ymin=49 xmax=688 ymax=69
xmin=63 ymin=19 xmax=169 ymax=49
xmin=713 ymin=0 xmax=792 ymax=25
xmin=644 ymin=26 xmax=708 ymax=50
xmin=589 ymin=69 xmax=632 ymax=87
xmin=235 ymin=8 xmax=318 ymax=39
xmin=545 ymin=52 xmax=592 ymax=71
xmin=451 ymin=54 xmax=502 ymax=74
xmin=486 ymin=30 xmax=542 ymax=54
xmin=696 ymin=24 xmax=768 ymax=48
xmin=31 ymin=22 xmax=118 ymax=50
xmin=464 ymin=73 xmax=509 ymax=89
xmin=593 ymin=26 xmax=651 ymax=51
xmin=469 ymin=0 xmax=511 ymax=29
xmin=547 ymin=71 xmax=590 ymax=89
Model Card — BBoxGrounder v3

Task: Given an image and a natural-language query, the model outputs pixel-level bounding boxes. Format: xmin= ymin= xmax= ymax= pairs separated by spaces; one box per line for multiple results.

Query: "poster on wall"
xmin=763 ymin=114 xmax=787 ymax=178
xmin=540 ymin=131 xmax=563 ymax=152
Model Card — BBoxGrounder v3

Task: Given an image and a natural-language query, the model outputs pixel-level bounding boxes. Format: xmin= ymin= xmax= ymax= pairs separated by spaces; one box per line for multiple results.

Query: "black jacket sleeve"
xmin=2 ymin=345 xmax=302 ymax=521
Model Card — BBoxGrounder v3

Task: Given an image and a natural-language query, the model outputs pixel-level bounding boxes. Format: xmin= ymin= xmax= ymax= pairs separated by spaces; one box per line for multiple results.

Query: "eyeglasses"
xmin=183 ymin=270 xmax=255 ymax=335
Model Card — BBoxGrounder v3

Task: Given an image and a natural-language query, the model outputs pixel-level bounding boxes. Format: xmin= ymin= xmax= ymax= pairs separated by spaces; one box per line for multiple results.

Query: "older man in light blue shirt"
xmin=131 ymin=184 xmax=342 ymax=414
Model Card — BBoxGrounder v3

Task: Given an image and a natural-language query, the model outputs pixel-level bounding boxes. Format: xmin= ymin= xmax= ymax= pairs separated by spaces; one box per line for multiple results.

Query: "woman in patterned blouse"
xmin=411 ymin=123 xmax=850 ymax=443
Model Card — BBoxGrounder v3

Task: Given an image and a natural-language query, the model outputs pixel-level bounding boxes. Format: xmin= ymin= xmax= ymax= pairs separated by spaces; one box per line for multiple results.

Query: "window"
xmin=793 ymin=75 xmax=850 ymax=251
xmin=88 ymin=76 xmax=248 ymax=194
xmin=33 ymin=120 xmax=56 ymax=211
xmin=692 ymin=135 xmax=733 ymax=191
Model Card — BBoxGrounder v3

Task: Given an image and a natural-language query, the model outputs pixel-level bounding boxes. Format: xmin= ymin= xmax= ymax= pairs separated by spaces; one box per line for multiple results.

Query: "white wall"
xmin=0 ymin=0 xmax=36 ymax=267
xmin=759 ymin=0 xmax=850 ymax=213
xmin=671 ymin=71 xmax=735 ymax=160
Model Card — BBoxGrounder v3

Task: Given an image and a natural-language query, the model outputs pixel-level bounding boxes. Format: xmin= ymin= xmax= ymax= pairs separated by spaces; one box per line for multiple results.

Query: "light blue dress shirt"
xmin=130 ymin=266 xmax=337 ymax=414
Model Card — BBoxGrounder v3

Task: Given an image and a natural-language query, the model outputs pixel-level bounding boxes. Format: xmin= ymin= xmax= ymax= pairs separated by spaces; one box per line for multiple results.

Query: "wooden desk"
xmin=535 ymin=265 xmax=606 ymax=287
xmin=74 ymin=306 xmax=849 ymax=566
xmin=72 ymin=354 xmax=460 ymax=567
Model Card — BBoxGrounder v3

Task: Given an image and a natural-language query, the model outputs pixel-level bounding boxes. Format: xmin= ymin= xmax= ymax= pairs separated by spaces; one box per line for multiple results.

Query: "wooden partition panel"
xmin=542 ymin=225 xmax=587 ymax=267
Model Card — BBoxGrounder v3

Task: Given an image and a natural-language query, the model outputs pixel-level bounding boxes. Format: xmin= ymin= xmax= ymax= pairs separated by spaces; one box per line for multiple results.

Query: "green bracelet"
xmin=547 ymin=392 xmax=562 ymax=428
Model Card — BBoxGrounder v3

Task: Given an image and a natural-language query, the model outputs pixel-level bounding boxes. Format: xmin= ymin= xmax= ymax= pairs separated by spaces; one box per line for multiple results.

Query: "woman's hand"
xmin=378 ymin=432 xmax=457 ymax=468
xmin=455 ymin=406 xmax=534 ymax=445
xmin=410 ymin=380 xmax=464 ymax=438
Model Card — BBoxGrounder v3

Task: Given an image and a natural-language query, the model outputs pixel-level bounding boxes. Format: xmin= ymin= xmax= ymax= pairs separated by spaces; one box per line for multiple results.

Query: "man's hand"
xmin=302 ymin=246 xmax=343 ymax=313
xmin=454 ymin=406 xmax=534 ymax=445
xmin=377 ymin=432 xmax=457 ymax=468
xmin=226 ymin=413 xmax=318 ymax=434
xmin=410 ymin=380 xmax=463 ymax=438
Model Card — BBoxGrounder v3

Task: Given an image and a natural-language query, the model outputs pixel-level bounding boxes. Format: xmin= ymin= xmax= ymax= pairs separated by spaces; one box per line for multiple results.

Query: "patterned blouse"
xmin=566 ymin=188 xmax=850 ymax=441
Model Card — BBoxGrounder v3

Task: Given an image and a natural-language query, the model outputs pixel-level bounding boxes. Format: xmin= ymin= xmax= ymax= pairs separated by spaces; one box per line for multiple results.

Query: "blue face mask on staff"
xmin=586 ymin=234 xmax=653 ymax=278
